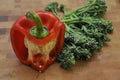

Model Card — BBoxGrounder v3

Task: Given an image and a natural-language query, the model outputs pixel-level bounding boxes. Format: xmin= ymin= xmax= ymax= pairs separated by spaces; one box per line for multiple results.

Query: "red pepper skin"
xmin=10 ymin=11 xmax=65 ymax=72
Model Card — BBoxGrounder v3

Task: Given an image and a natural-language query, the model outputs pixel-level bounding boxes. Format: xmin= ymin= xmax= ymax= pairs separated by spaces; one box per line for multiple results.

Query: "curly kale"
xmin=45 ymin=0 xmax=113 ymax=69
xmin=57 ymin=46 xmax=76 ymax=69
xmin=45 ymin=2 xmax=59 ymax=17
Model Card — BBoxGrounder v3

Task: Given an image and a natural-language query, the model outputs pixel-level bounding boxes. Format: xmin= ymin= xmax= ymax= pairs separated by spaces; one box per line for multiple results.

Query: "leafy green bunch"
xmin=45 ymin=0 xmax=113 ymax=69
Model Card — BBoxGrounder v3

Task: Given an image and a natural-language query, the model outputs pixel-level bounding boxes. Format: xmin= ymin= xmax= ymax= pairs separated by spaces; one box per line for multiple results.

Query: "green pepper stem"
xmin=26 ymin=11 xmax=49 ymax=38
xmin=26 ymin=11 xmax=43 ymax=31
xmin=34 ymin=14 xmax=43 ymax=31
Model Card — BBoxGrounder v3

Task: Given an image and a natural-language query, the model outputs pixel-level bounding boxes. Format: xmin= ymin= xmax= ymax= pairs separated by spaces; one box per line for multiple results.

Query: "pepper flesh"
xmin=10 ymin=11 xmax=65 ymax=72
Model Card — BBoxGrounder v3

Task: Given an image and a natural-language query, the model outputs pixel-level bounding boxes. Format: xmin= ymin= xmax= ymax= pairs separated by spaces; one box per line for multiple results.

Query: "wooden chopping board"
xmin=0 ymin=0 xmax=120 ymax=80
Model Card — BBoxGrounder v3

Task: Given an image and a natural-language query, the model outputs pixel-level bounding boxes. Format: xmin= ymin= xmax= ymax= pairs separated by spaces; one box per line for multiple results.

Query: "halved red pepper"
xmin=10 ymin=11 xmax=65 ymax=72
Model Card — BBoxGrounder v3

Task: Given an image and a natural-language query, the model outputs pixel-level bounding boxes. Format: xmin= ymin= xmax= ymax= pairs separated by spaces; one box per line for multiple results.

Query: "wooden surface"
xmin=0 ymin=0 xmax=120 ymax=80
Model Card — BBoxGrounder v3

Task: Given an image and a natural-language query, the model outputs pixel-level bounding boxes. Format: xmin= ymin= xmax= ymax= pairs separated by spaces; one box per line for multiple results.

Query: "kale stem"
xmin=61 ymin=17 xmax=79 ymax=23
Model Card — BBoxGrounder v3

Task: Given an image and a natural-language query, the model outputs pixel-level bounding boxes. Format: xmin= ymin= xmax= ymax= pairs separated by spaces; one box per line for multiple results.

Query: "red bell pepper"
xmin=10 ymin=11 xmax=65 ymax=72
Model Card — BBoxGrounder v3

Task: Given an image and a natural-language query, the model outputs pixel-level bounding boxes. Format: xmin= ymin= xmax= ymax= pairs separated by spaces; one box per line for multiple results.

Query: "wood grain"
xmin=0 ymin=0 xmax=120 ymax=80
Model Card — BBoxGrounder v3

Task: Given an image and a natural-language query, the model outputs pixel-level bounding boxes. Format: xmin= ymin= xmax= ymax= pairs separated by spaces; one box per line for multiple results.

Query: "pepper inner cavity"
xmin=24 ymin=36 xmax=57 ymax=64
